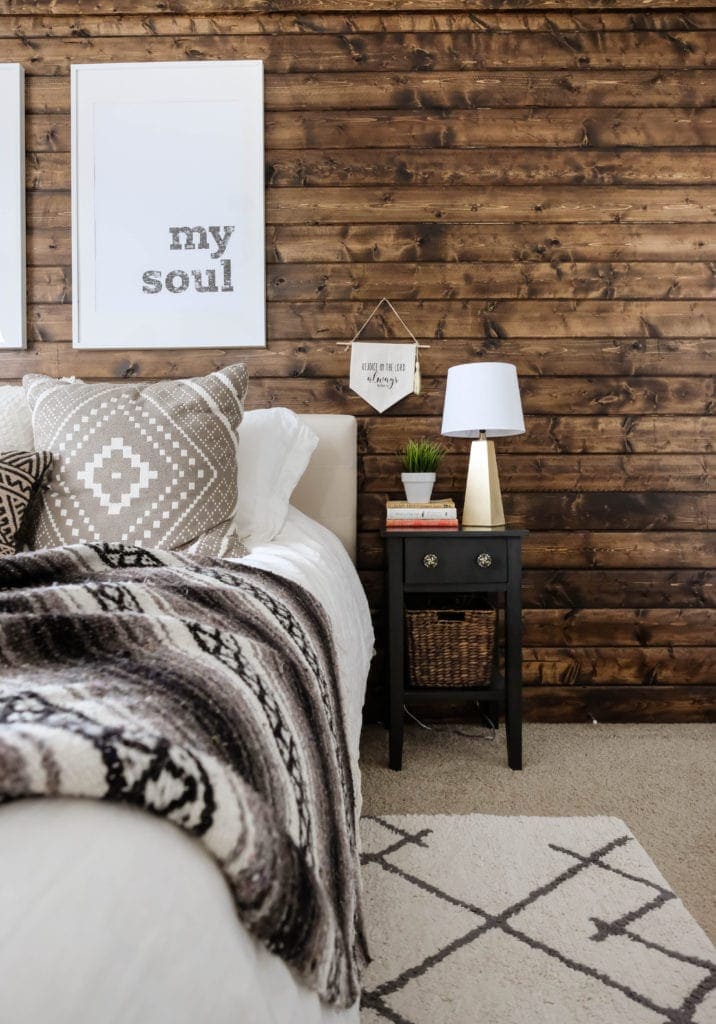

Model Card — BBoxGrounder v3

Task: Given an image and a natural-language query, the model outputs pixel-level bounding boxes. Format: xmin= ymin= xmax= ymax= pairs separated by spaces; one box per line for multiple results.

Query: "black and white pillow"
xmin=0 ymin=451 xmax=54 ymax=556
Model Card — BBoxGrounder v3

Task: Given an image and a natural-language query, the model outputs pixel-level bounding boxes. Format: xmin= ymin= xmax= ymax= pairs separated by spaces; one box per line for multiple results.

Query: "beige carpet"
xmin=360 ymin=723 xmax=716 ymax=942
xmin=360 ymin=813 xmax=716 ymax=1023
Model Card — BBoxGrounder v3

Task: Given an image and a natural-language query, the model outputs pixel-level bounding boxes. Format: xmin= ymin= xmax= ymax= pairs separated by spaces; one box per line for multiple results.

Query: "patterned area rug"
xmin=360 ymin=815 xmax=715 ymax=1024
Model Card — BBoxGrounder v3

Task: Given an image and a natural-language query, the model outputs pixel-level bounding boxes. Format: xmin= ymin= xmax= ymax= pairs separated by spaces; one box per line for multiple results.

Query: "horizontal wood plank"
xmin=522 ymin=609 xmax=715 ymax=647
xmin=28 ymin=224 xmax=716 ymax=266
xmin=3 ymin=1 xmax=713 ymax=13
xmin=360 ymin=416 xmax=714 ymax=455
xmin=266 ymin=148 xmax=716 ymax=187
xmin=516 ymin=569 xmax=714 ymax=610
xmin=265 ymin=109 xmax=716 ymax=150
xmin=7 ymin=336 xmax=716 ymax=382
xmin=359 ymin=491 xmax=715 ymax=530
xmin=26 ymin=299 xmax=716 ymax=343
xmin=266 ymin=262 xmax=716 ymax=300
xmin=26 ymin=70 xmax=716 ymax=113
xmin=6 ymin=11 xmax=716 ymax=38
xmin=6 ymin=31 xmax=715 ymax=75
xmin=28 ymin=148 xmax=716 ymax=190
xmin=357 ymin=568 xmax=715 ymax=609
xmin=265 ymin=301 xmax=715 ymax=340
xmin=357 ymin=531 xmax=716 ymax=570
xmin=33 ymin=261 xmax=716 ymax=302
xmin=522 ymin=647 xmax=714 ymax=685
xmin=266 ymin=224 xmax=716 ymax=263
xmin=521 ymin=686 xmax=716 ymax=723
xmin=25 ymin=181 xmax=716 ymax=228
xmin=265 ymin=187 xmax=716 ymax=225
xmin=360 ymin=454 xmax=715 ymax=492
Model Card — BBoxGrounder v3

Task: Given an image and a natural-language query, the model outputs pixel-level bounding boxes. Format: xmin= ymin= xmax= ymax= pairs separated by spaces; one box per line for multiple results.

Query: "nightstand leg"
xmin=389 ymin=696 xmax=403 ymax=770
xmin=387 ymin=539 xmax=404 ymax=770
xmin=505 ymin=543 xmax=523 ymax=770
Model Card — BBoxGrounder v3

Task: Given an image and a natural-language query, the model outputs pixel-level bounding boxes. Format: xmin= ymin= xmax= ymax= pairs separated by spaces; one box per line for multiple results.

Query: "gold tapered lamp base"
xmin=462 ymin=437 xmax=505 ymax=527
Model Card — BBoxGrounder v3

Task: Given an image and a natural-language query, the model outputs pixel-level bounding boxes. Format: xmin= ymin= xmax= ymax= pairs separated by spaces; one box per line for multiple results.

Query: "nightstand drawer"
xmin=404 ymin=537 xmax=508 ymax=585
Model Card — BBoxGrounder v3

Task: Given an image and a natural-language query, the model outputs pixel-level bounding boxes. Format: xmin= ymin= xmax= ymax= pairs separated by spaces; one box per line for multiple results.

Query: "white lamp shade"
xmin=441 ymin=362 xmax=525 ymax=438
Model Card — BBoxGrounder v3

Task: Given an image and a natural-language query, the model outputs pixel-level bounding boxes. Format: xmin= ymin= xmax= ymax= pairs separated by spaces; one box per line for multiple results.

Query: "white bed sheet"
xmin=0 ymin=508 xmax=374 ymax=1024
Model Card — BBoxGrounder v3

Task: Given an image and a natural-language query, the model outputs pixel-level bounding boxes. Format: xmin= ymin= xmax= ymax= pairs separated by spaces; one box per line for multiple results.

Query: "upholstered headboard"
xmin=293 ymin=415 xmax=357 ymax=564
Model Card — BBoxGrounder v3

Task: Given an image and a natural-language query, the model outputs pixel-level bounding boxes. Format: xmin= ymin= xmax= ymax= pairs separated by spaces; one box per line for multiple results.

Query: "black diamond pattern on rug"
xmin=360 ymin=815 xmax=716 ymax=1024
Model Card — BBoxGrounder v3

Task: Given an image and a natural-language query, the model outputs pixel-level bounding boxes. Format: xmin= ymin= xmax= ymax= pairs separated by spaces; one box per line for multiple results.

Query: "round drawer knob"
xmin=423 ymin=553 xmax=439 ymax=569
xmin=475 ymin=552 xmax=493 ymax=568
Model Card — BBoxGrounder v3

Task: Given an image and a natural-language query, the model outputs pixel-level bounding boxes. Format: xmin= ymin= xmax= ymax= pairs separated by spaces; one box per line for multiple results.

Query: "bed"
xmin=0 ymin=386 xmax=373 ymax=1024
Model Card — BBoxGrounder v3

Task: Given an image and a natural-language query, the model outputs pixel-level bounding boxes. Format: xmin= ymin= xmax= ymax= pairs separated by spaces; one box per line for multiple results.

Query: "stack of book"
xmin=385 ymin=499 xmax=459 ymax=530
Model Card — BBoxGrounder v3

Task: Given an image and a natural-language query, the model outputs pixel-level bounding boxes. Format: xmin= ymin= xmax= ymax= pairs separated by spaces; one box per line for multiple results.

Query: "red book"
xmin=385 ymin=519 xmax=459 ymax=529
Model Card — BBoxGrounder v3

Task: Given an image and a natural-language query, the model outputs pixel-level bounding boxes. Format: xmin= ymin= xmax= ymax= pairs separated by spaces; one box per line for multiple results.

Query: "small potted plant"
xmin=399 ymin=438 xmax=447 ymax=502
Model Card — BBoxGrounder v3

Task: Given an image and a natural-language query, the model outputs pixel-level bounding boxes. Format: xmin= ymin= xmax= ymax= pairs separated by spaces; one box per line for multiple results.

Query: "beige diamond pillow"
xmin=23 ymin=364 xmax=248 ymax=557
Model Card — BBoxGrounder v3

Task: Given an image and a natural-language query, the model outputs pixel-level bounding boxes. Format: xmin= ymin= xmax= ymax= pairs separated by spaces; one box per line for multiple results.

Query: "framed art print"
xmin=72 ymin=61 xmax=265 ymax=349
xmin=0 ymin=64 xmax=26 ymax=350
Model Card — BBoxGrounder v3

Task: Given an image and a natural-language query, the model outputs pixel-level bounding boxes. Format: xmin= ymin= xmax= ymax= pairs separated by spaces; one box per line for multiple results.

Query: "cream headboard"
xmin=293 ymin=415 xmax=357 ymax=563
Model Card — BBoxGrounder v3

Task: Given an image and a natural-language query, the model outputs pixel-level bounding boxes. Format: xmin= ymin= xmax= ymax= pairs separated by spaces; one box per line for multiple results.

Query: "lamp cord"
xmin=403 ymin=704 xmax=497 ymax=742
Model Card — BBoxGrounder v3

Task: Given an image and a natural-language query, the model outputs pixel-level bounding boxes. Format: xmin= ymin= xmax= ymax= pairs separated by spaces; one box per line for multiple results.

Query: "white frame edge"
xmin=0 ymin=64 xmax=26 ymax=350
xmin=71 ymin=61 xmax=266 ymax=351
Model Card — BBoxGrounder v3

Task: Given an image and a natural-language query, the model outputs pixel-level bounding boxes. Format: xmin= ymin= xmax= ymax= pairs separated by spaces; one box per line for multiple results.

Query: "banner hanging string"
xmin=338 ymin=297 xmax=428 ymax=396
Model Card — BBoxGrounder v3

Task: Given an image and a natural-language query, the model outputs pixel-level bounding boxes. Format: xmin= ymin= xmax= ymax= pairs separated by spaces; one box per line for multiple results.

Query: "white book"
xmin=386 ymin=507 xmax=458 ymax=520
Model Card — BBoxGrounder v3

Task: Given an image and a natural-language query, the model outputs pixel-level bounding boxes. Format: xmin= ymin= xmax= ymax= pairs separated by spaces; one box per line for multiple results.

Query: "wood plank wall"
xmin=1 ymin=0 xmax=714 ymax=721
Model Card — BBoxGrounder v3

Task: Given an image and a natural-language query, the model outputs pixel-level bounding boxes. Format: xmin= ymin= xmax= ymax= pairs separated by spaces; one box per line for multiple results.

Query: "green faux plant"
xmin=400 ymin=438 xmax=447 ymax=474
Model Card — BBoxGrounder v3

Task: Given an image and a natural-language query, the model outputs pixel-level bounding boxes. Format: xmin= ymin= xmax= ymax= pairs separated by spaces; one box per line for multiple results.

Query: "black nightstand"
xmin=383 ymin=526 xmax=527 ymax=771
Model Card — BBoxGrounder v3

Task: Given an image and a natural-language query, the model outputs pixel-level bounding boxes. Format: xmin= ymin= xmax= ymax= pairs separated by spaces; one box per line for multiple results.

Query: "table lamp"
xmin=441 ymin=362 xmax=525 ymax=526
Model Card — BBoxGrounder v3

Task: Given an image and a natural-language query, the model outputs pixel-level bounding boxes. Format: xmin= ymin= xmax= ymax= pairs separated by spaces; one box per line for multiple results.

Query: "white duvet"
xmin=0 ymin=508 xmax=374 ymax=1024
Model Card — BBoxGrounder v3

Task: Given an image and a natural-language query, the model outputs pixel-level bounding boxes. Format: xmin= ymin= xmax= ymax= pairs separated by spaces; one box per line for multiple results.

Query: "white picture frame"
xmin=0 ymin=63 xmax=26 ymax=350
xmin=72 ymin=61 xmax=265 ymax=350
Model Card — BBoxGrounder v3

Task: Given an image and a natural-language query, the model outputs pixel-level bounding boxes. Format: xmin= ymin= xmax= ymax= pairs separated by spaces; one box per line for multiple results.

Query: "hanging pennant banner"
xmin=350 ymin=341 xmax=417 ymax=413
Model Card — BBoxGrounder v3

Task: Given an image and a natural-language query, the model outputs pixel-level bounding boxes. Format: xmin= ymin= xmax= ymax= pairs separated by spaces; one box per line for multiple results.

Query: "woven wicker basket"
xmin=406 ymin=607 xmax=496 ymax=688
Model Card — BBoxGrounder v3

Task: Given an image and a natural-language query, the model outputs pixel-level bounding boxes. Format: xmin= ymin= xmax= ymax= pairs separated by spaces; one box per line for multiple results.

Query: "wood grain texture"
xmin=265 ymin=263 xmax=716 ymax=300
xmin=3 ymin=1 xmax=714 ymax=722
xmin=361 ymin=455 xmax=715 ymax=492
xmin=522 ymin=647 xmax=714 ymax=685
xmin=358 ymin=569 xmax=715 ymax=608
xmin=28 ymin=261 xmax=716 ymax=301
xmin=23 ymin=298 xmax=716 ymax=343
xmin=27 ymin=223 xmax=716 ymax=266
xmin=4 ymin=30 xmax=715 ymax=75
xmin=522 ymin=609 xmax=714 ymax=646
xmin=264 ymin=188 xmax=716 ymax=225
xmin=357 ymin=531 xmax=716 ymax=570
xmin=359 ymin=416 xmax=715 ymax=454
xmin=25 ymin=71 xmax=716 ymax=112
xmin=521 ymin=686 xmax=716 ymax=723
xmin=27 ymin=149 xmax=716 ymax=189
xmin=2 ymin=0 xmax=713 ymax=12
xmin=359 ymin=492 xmax=715 ymax=531
xmin=6 ymin=12 xmax=716 ymax=37
xmin=266 ymin=224 xmax=716 ymax=263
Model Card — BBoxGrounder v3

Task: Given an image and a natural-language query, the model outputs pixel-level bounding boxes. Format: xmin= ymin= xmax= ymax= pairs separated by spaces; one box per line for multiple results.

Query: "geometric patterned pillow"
xmin=23 ymin=364 xmax=249 ymax=558
xmin=0 ymin=450 xmax=54 ymax=556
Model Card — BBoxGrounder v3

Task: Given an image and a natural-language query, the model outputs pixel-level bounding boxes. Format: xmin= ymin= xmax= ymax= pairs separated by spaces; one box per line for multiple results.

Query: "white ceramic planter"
xmin=401 ymin=472 xmax=436 ymax=503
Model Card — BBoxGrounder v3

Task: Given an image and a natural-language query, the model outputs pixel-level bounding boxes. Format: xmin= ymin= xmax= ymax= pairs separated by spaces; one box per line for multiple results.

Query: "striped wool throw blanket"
xmin=0 ymin=543 xmax=367 ymax=1008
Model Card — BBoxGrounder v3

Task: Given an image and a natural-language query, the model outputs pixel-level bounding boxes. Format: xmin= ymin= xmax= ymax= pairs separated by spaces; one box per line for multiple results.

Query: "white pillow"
xmin=0 ymin=385 xmax=34 ymax=451
xmin=235 ymin=408 xmax=318 ymax=548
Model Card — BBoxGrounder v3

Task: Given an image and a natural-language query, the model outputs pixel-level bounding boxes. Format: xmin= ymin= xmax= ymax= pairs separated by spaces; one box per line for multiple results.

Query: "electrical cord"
xmin=403 ymin=703 xmax=497 ymax=742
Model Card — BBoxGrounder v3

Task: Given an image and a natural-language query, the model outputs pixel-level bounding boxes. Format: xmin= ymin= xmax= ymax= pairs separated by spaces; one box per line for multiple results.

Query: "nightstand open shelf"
xmin=383 ymin=525 xmax=527 ymax=771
